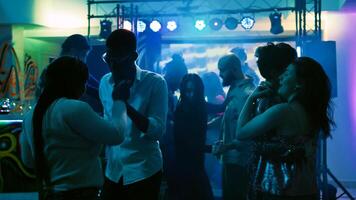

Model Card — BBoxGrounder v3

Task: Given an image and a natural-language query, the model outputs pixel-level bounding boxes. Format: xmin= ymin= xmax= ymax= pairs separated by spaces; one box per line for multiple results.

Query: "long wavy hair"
xmin=178 ymin=73 xmax=206 ymax=107
xmin=293 ymin=57 xmax=335 ymax=137
xmin=32 ymin=56 xmax=88 ymax=186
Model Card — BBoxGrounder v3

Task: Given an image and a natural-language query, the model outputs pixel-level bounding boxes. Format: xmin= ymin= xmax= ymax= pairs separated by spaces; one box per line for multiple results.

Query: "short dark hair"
xmin=256 ymin=42 xmax=297 ymax=80
xmin=106 ymin=29 xmax=137 ymax=52
xmin=61 ymin=34 xmax=90 ymax=53
xmin=218 ymin=54 xmax=242 ymax=74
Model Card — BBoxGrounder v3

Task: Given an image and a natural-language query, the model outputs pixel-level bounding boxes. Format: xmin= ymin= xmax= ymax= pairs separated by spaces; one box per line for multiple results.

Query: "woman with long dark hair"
xmin=20 ymin=56 xmax=126 ymax=200
xmin=173 ymin=73 xmax=214 ymax=200
xmin=237 ymin=57 xmax=334 ymax=200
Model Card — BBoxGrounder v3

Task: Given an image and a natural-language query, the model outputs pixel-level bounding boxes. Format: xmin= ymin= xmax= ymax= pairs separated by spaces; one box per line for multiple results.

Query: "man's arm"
xmin=137 ymin=76 xmax=168 ymax=140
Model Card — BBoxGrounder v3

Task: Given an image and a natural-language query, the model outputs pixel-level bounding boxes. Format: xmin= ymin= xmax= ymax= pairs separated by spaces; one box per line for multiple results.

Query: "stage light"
xmin=137 ymin=20 xmax=146 ymax=32
xmin=150 ymin=20 xmax=162 ymax=32
xmin=99 ymin=19 xmax=112 ymax=38
xmin=269 ymin=11 xmax=284 ymax=34
xmin=209 ymin=18 xmax=223 ymax=31
xmin=195 ymin=20 xmax=206 ymax=31
xmin=225 ymin=17 xmax=238 ymax=30
xmin=123 ymin=20 xmax=132 ymax=31
xmin=240 ymin=16 xmax=255 ymax=30
xmin=296 ymin=46 xmax=301 ymax=57
xmin=167 ymin=20 xmax=177 ymax=31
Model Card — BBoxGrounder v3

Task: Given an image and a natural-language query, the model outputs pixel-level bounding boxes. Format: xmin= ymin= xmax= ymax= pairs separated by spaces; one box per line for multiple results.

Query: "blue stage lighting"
xmin=269 ymin=12 xmax=284 ymax=34
xmin=123 ymin=20 xmax=132 ymax=31
xmin=99 ymin=19 xmax=112 ymax=38
xmin=150 ymin=20 xmax=162 ymax=32
xmin=240 ymin=16 xmax=255 ymax=30
xmin=167 ymin=20 xmax=177 ymax=31
xmin=137 ymin=20 xmax=146 ymax=32
xmin=225 ymin=17 xmax=238 ymax=30
xmin=209 ymin=18 xmax=223 ymax=30
xmin=195 ymin=20 xmax=206 ymax=31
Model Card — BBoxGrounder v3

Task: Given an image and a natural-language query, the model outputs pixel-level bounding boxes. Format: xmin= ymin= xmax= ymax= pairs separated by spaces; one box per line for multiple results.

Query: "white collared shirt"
xmin=99 ymin=66 xmax=168 ymax=185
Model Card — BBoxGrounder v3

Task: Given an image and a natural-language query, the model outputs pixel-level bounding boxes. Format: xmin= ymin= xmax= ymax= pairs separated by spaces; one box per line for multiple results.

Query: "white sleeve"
xmin=63 ymin=100 xmax=126 ymax=145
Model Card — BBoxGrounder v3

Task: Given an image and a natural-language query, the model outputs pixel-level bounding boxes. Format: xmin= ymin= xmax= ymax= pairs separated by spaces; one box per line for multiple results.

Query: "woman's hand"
xmin=251 ymin=81 xmax=273 ymax=100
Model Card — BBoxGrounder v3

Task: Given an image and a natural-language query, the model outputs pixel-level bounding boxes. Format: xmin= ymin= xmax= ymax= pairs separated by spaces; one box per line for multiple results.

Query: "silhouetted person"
xmin=20 ymin=56 xmax=126 ymax=200
xmin=202 ymin=71 xmax=225 ymax=190
xmin=99 ymin=29 xmax=168 ymax=200
xmin=161 ymin=54 xmax=188 ymax=199
xmin=202 ymin=72 xmax=225 ymax=104
xmin=173 ymin=73 xmax=214 ymax=200
xmin=36 ymin=34 xmax=102 ymax=113
xmin=231 ymin=47 xmax=260 ymax=86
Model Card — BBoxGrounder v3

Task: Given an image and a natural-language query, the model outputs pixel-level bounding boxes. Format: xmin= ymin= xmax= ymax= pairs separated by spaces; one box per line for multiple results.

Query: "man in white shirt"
xmin=99 ymin=29 xmax=168 ymax=200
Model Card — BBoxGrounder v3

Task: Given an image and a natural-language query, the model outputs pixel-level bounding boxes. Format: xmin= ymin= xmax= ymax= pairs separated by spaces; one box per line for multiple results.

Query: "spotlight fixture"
xmin=225 ymin=17 xmax=239 ymax=30
xmin=137 ymin=20 xmax=147 ymax=32
xmin=195 ymin=20 xmax=206 ymax=31
xmin=240 ymin=16 xmax=255 ymax=30
xmin=150 ymin=20 xmax=162 ymax=32
xmin=123 ymin=20 xmax=132 ymax=31
xmin=167 ymin=20 xmax=178 ymax=31
xmin=209 ymin=18 xmax=223 ymax=31
xmin=99 ymin=19 xmax=112 ymax=38
xmin=269 ymin=11 xmax=284 ymax=34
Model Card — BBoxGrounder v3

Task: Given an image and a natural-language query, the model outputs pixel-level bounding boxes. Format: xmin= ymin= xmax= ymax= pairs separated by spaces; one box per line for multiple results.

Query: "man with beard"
xmin=213 ymin=54 xmax=255 ymax=200
xmin=99 ymin=29 xmax=168 ymax=200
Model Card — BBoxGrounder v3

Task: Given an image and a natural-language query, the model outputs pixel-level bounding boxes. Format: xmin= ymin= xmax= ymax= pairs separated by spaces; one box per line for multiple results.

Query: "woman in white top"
xmin=20 ymin=56 xmax=127 ymax=200
xmin=237 ymin=57 xmax=334 ymax=200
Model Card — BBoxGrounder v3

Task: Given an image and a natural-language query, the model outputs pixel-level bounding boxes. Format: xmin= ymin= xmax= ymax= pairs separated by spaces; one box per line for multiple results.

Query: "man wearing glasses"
xmin=99 ymin=29 xmax=168 ymax=200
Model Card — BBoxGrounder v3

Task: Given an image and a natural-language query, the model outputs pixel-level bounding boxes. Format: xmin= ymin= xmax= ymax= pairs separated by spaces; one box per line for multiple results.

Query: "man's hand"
xmin=212 ymin=140 xmax=224 ymax=158
xmin=112 ymin=80 xmax=133 ymax=101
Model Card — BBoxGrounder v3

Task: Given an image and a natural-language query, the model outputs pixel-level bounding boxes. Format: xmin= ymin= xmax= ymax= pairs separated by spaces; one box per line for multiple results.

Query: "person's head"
xmin=164 ymin=54 xmax=188 ymax=92
xmin=43 ymin=56 xmax=88 ymax=99
xmin=255 ymin=42 xmax=297 ymax=83
xmin=278 ymin=57 xmax=334 ymax=137
xmin=230 ymin=47 xmax=247 ymax=65
xmin=104 ymin=29 xmax=138 ymax=81
xmin=60 ymin=34 xmax=91 ymax=63
xmin=218 ymin=54 xmax=244 ymax=87
xmin=179 ymin=73 xmax=205 ymax=104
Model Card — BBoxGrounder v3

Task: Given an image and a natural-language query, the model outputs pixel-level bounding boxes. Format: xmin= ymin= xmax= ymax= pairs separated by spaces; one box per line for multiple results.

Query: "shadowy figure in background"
xmin=212 ymin=54 xmax=255 ymax=200
xmin=36 ymin=34 xmax=102 ymax=113
xmin=161 ymin=53 xmax=188 ymax=199
xmin=201 ymin=71 xmax=225 ymax=191
xmin=20 ymin=56 xmax=126 ymax=200
xmin=231 ymin=47 xmax=260 ymax=87
xmin=237 ymin=57 xmax=334 ymax=200
xmin=173 ymin=74 xmax=214 ymax=200
xmin=163 ymin=53 xmax=188 ymax=93
xmin=202 ymin=72 xmax=225 ymax=104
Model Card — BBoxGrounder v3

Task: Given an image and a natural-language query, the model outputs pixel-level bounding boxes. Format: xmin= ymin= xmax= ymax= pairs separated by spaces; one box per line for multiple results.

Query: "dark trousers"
xmin=101 ymin=171 xmax=162 ymax=200
xmin=222 ymin=163 xmax=250 ymax=200
xmin=256 ymin=192 xmax=319 ymax=200
xmin=45 ymin=187 xmax=99 ymax=200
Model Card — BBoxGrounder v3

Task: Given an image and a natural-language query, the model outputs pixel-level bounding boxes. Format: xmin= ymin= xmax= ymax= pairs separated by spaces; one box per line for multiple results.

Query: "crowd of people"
xmin=19 ymin=29 xmax=334 ymax=200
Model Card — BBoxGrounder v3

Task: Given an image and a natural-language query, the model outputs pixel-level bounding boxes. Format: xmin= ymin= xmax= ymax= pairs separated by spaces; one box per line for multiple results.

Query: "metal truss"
xmin=295 ymin=0 xmax=321 ymax=45
xmin=88 ymin=0 xmax=322 ymax=44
